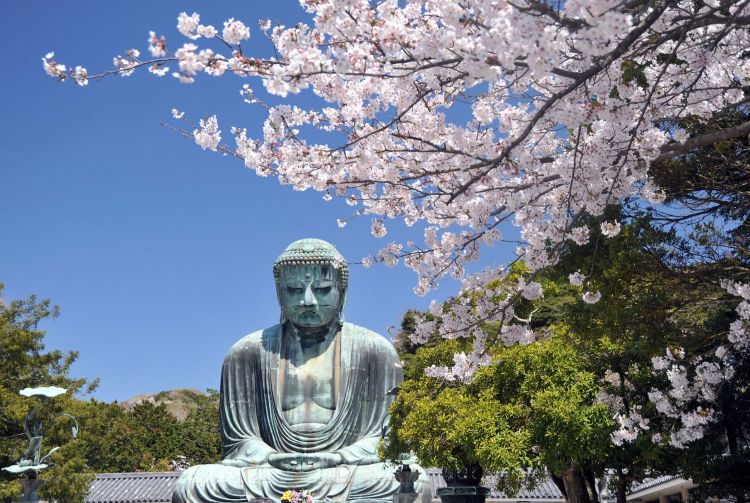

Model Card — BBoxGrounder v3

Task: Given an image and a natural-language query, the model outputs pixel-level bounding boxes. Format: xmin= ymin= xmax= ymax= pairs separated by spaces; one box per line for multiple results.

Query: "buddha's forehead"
xmin=279 ymin=263 xmax=339 ymax=282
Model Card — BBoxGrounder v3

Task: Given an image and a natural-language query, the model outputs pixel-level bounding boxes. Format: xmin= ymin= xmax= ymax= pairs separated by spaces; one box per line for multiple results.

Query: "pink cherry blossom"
xmin=371 ymin=219 xmax=387 ymax=238
xmin=197 ymin=25 xmax=217 ymax=39
xmin=600 ymin=221 xmax=621 ymax=238
xmin=147 ymin=31 xmax=167 ymax=57
xmin=73 ymin=65 xmax=88 ymax=86
xmin=568 ymin=271 xmax=585 ymax=286
xmin=193 ymin=116 xmax=221 ymax=151
xmin=222 ymin=18 xmax=250 ymax=45
xmin=177 ymin=12 xmax=200 ymax=40
xmin=45 ymin=1 xmax=750 ymax=391
xmin=582 ymin=290 xmax=601 ymax=304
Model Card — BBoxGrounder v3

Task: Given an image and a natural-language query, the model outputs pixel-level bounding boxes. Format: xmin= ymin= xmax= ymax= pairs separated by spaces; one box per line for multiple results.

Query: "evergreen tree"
xmin=0 ymin=284 xmax=97 ymax=503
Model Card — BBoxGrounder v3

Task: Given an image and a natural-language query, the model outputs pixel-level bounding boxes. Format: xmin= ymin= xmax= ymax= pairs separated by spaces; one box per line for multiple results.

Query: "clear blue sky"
xmin=1 ymin=1 xmax=515 ymax=402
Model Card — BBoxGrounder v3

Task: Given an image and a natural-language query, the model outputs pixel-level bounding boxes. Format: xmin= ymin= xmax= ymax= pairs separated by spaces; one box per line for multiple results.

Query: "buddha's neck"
xmin=285 ymin=321 xmax=340 ymax=348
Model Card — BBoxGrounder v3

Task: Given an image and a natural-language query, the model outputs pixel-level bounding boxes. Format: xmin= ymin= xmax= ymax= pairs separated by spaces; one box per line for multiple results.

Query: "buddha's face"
xmin=278 ymin=263 xmax=344 ymax=329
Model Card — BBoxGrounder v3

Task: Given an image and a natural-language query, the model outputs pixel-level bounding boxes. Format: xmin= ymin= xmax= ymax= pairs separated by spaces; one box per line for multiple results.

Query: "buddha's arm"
xmin=219 ymin=331 xmax=279 ymax=467
xmin=334 ymin=331 xmax=403 ymax=466
xmin=335 ymin=436 xmax=380 ymax=465
xmin=220 ymin=439 xmax=276 ymax=467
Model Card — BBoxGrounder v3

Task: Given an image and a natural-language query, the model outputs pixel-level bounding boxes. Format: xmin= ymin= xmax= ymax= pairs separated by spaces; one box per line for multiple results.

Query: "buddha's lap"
xmin=173 ymin=461 xmax=429 ymax=502
xmin=173 ymin=464 xmax=245 ymax=502
xmin=176 ymin=460 xmax=404 ymax=486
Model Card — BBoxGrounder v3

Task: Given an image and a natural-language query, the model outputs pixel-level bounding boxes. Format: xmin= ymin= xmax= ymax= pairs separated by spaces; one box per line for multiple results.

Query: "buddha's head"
xmin=274 ymin=239 xmax=348 ymax=331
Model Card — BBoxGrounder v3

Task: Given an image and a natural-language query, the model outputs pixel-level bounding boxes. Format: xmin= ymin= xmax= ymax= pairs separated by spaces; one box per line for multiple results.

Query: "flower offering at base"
xmin=280 ymin=489 xmax=313 ymax=503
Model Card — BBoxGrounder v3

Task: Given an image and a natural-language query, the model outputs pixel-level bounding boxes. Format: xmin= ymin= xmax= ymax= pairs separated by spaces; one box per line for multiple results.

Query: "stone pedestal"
xmin=394 ymin=493 xmax=421 ymax=503
xmin=436 ymin=485 xmax=490 ymax=503
xmin=18 ymin=478 xmax=44 ymax=502
xmin=438 ymin=465 xmax=489 ymax=503
xmin=393 ymin=465 xmax=422 ymax=503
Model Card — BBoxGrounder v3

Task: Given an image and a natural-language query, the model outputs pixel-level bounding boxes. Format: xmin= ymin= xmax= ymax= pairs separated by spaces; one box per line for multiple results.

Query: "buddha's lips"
xmin=291 ymin=306 xmax=334 ymax=318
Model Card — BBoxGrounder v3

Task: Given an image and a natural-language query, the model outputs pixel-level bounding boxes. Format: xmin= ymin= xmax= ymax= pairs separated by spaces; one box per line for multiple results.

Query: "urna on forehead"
xmin=273 ymin=238 xmax=349 ymax=288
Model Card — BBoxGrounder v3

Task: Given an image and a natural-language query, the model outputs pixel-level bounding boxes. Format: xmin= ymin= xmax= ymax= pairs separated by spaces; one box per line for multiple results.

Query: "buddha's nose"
xmin=303 ymin=282 xmax=317 ymax=306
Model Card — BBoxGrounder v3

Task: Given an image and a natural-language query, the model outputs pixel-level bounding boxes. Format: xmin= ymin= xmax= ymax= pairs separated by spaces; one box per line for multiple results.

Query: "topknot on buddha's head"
xmin=273 ymin=238 xmax=349 ymax=289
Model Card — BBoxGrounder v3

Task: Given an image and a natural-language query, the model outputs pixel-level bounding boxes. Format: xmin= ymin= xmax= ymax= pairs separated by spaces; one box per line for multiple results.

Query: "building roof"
xmin=424 ymin=469 xmax=565 ymax=501
xmin=90 ymin=469 xmax=693 ymax=502
xmin=85 ymin=472 xmax=179 ymax=503
xmin=84 ymin=469 xmax=565 ymax=503
xmin=629 ymin=475 xmax=680 ymax=494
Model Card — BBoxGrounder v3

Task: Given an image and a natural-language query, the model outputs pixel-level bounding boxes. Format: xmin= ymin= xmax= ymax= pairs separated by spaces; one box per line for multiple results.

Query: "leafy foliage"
xmin=0 ymin=284 xmax=97 ymax=503
xmin=70 ymin=392 xmax=220 ymax=473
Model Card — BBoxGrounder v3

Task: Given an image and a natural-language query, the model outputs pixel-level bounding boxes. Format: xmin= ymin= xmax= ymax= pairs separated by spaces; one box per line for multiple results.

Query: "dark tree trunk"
xmin=551 ymin=472 xmax=568 ymax=501
xmin=726 ymin=424 xmax=746 ymax=503
xmin=583 ymin=467 xmax=600 ymax=503
xmin=562 ymin=469 xmax=592 ymax=503
xmin=616 ymin=469 xmax=628 ymax=503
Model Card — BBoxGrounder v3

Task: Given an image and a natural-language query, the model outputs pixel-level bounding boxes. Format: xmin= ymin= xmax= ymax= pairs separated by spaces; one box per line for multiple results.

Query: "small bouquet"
xmin=280 ymin=489 xmax=313 ymax=503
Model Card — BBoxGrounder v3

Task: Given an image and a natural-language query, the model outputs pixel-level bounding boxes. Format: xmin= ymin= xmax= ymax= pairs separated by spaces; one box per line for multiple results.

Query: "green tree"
xmin=178 ymin=389 xmax=221 ymax=465
xmin=39 ymin=441 xmax=93 ymax=503
xmin=0 ymin=284 xmax=97 ymax=503
xmin=83 ymin=402 xmax=181 ymax=472
xmin=70 ymin=390 xmax=220 ymax=473
xmin=628 ymin=107 xmax=750 ymax=501
xmin=385 ymin=324 xmax=613 ymax=502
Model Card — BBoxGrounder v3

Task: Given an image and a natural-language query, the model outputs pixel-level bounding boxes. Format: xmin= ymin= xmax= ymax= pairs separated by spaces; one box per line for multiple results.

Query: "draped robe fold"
xmin=173 ymin=322 xmax=427 ymax=502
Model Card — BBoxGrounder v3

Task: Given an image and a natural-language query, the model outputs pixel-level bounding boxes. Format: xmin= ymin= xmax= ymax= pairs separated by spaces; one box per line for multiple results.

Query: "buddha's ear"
xmin=276 ymin=291 xmax=291 ymax=326
xmin=275 ymin=282 xmax=283 ymax=308
xmin=337 ymin=288 xmax=347 ymax=326
xmin=274 ymin=276 xmax=288 ymax=325
xmin=274 ymin=266 xmax=283 ymax=306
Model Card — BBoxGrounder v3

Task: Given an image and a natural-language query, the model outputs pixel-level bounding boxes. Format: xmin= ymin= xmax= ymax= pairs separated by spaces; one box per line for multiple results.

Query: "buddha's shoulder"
xmin=226 ymin=325 xmax=280 ymax=356
xmin=343 ymin=322 xmax=396 ymax=353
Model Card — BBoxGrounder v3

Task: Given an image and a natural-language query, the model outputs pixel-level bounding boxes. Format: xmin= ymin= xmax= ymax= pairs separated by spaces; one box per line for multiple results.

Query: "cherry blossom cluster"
xmin=42 ymin=52 xmax=88 ymax=86
xmin=721 ymin=280 xmax=750 ymax=351
xmin=46 ymin=1 xmax=750 ymax=392
xmin=607 ymin=346 xmax=730 ymax=449
xmin=594 ymin=369 xmax=648 ymax=446
xmin=416 ymin=264 xmax=549 ymax=380
xmin=598 ymin=333 xmax=737 ymax=450
xmin=631 ymin=279 xmax=750 ymax=447
xmin=194 ymin=116 xmax=222 ymax=151
xmin=611 ymin=407 xmax=649 ymax=446
xmin=636 ymin=281 xmax=750 ymax=447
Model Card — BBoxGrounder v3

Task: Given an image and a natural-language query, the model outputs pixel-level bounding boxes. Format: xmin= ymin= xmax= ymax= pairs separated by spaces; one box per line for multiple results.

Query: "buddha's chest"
xmin=279 ymin=337 xmax=338 ymax=426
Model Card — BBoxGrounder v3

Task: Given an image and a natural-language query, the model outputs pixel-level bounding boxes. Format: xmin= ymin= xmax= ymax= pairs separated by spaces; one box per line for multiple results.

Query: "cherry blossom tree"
xmin=388 ymin=214 xmax=748 ymax=501
xmin=46 ymin=0 xmax=750 ymax=451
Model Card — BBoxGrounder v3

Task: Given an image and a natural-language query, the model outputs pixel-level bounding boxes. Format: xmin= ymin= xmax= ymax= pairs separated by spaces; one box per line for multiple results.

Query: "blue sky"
xmin=1 ymin=1 xmax=515 ymax=402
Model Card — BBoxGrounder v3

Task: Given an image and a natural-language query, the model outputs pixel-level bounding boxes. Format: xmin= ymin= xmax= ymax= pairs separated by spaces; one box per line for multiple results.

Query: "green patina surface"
xmin=173 ymin=239 xmax=431 ymax=503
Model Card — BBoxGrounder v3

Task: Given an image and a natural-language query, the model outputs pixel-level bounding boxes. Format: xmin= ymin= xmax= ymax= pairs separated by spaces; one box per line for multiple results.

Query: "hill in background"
xmin=120 ymin=388 xmax=209 ymax=421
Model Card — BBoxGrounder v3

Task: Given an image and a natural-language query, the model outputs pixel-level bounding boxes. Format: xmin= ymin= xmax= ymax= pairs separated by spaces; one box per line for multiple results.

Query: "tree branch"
xmin=654 ymin=120 xmax=750 ymax=162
